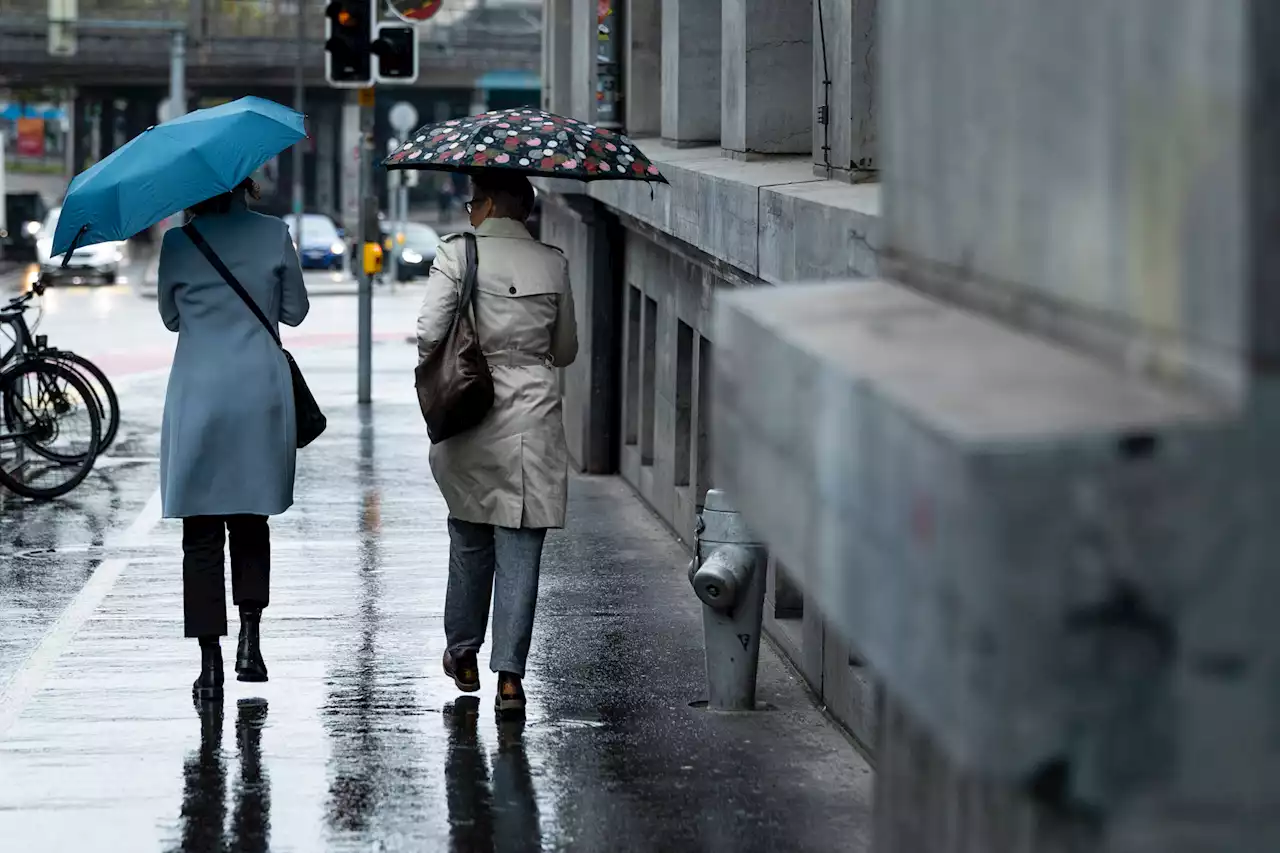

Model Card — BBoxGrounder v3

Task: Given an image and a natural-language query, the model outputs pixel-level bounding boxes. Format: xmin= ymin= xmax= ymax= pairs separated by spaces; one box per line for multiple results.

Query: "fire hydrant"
xmin=689 ymin=489 xmax=768 ymax=711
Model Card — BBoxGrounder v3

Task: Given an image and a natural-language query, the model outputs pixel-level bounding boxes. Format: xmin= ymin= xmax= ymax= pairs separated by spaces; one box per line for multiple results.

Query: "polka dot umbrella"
xmin=382 ymin=108 xmax=669 ymax=184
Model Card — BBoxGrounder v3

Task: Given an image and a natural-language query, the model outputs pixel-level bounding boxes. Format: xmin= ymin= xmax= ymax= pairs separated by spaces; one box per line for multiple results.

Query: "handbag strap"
xmin=459 ymin=232 xmax=479 ymax=313
xmin=183 ymin=222 xmax=283 ymax=350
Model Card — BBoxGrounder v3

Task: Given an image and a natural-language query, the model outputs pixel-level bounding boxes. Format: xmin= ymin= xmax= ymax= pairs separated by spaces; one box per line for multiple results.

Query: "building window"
xmin=625 ymin=285 xmax=641 ymax=446
xmin=675 ymin=320 xmax=694 ymax=487
xmin=696 ymin=335 xmax=713 ymax=503
xmin=641 ymin=294 xmax=658 ymax=465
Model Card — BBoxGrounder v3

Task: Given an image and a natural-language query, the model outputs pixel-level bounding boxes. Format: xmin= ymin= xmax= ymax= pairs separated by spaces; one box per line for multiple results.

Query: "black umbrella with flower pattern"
xmin=382 ymin=108 xmax=668 ymax=184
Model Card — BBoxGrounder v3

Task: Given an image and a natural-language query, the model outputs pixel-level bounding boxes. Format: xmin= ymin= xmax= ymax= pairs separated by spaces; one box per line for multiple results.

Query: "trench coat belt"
xmin=484 ymin=350 xmax=552 ymax=368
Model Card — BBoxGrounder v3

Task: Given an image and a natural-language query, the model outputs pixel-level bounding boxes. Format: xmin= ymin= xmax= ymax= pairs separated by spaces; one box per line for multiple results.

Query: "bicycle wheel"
xmin=47 ymin=351 xmax=120 ymax=453
xmin=0 ymin=360 xmax=101 ymax=500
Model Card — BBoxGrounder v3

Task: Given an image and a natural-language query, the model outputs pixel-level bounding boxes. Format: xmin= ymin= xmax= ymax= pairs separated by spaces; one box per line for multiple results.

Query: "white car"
xmin=36 ymin=207 xmax=130 ymax=286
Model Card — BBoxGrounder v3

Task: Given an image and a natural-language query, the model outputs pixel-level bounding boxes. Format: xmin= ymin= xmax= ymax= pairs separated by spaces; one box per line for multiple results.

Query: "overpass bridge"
xmin=0 ymin=0 xmax=542 ymax=223
xmin=0 ymin=0 xmax=540 ymax=88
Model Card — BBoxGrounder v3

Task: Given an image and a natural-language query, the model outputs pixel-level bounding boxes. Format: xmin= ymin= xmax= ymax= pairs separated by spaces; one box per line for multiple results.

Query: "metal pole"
xmin=169 ymin=30 xmax=187 ymax=119
xmin=292 ymin=0 xmax=306 ymax=252
xmin=357 ymin=92 xmax=375 ymax=404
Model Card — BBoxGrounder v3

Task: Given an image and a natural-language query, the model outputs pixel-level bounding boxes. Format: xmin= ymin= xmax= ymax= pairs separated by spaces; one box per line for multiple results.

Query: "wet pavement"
xmin=0 ymin=284 xmax=873 ymax=851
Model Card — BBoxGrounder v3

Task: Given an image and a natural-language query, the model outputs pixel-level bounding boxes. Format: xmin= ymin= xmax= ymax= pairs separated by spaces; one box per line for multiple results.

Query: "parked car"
xmin=2 ymin=192 xmax=49 ymax=262
xmin=390 ymin=222 xmax=441 ymax=282
xmin=36 ymin=207 xmax=130 ymax=285
xmin=284 ymin=213 xmax=346 ymax=271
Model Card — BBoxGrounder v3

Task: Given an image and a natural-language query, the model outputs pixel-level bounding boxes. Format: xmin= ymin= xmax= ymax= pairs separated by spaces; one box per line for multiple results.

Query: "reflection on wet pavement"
xmin=445 ymin=698 xmax=543 ymax=853
xmin=170 ymin=699 xmax=271 ymax=853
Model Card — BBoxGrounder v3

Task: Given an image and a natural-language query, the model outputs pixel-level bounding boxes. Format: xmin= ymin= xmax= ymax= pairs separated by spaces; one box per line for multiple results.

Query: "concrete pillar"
xmin=813 ymin=0 xmax=877 ymax=178
xmin=662 ymin=0 xmax=721 ymax=146
xmin=570 ymin=0 xmax=599 ymax=123
xmin=721 ymin=0 xmax=813 ymax=155
xmin=625 ymin=0 xmax=662 ymax=136
xmin=543 ymin=0 xmax=574 ymax=114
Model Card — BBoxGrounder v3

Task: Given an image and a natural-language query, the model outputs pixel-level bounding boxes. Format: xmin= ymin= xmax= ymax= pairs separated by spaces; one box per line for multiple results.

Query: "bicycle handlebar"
xmin=2 ymin=277 xmax=46 ymax=313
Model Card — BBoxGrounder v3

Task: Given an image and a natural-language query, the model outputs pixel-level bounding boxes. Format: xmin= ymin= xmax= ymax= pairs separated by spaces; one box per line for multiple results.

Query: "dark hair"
xmin=189 ymin=177 xmax=261 ymax=217
xmin=471 ymin=173 xmax=535 ymax=222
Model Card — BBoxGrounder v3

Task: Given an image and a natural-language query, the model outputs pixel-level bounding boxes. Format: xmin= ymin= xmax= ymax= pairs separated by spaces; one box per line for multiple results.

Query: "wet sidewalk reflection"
xmin=171 ymin=699 xmax=271 ymax=853
xmin=0 ymin=347 xmax=872 ymax=852
xmin=444 ymin=697 xmax=542 ymax=853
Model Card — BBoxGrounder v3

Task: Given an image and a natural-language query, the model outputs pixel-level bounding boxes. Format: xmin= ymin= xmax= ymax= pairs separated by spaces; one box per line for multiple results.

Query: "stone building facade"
xmin=537 ymin=1 xmax=1279 ymax=851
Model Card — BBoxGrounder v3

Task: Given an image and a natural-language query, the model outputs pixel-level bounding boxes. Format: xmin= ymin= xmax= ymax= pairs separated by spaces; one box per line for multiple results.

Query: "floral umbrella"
xmin=382 ymin=108 xmax=668 ymax=184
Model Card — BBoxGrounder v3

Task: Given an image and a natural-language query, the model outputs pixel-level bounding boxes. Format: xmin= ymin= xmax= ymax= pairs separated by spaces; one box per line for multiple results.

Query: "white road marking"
xmin=0 ymin=487 xmax=162 ymax=741
xmin=0 ymin=558 xmax=129 ymax=740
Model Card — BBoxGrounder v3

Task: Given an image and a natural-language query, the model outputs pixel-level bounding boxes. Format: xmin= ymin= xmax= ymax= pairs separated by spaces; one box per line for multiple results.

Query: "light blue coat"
xmin=158 ymin=201 xmax=310 ymax=518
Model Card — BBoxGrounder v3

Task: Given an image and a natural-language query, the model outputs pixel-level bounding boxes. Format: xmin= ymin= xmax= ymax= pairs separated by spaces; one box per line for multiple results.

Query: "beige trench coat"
xmin=417 ymin=217 xmax=579 ymax=529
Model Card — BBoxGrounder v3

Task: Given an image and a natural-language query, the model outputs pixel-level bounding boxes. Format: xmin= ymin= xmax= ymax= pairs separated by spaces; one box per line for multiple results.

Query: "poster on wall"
xmin=15 ymin=118 xmax=45 ymax=158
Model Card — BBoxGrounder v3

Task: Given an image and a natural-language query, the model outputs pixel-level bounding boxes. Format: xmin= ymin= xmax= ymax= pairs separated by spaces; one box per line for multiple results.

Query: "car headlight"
xmin=402 ymin=249 xmax=423 ymax=265
xmin=24 ymin=220 xmax=41 ymax=236
xmin=330 ymin=241 xmax=346 ymax=255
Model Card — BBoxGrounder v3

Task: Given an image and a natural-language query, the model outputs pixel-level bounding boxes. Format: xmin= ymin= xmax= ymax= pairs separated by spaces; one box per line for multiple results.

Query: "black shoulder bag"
xmin=414 ymin=233 xmax=494 ymax=442
xmin=183 ymin=222 xmax=327 ymax=449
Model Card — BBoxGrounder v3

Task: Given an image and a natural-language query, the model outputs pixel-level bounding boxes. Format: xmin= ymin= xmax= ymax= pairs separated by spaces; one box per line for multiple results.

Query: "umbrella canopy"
xmin=52 ymin=96 xmax=306 ymax=257
xmin=382 ymin=108 xmax=667 ymax=184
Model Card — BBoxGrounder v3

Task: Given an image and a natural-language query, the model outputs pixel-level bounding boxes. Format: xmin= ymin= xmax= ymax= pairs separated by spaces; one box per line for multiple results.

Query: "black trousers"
xmin=183 ymin=515 xmax=270 ymax=638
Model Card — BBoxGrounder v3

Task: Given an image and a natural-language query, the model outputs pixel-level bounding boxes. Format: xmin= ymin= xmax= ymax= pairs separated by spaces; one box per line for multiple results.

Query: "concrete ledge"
xmin=585 ymin=138 xmax=881 ymax=282
xmin=711 ymin=279 xmax=1268 ymax=793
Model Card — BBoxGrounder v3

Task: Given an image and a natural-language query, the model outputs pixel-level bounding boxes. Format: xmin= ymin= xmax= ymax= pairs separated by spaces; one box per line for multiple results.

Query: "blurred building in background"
xmin=0 ymin=0 xmax=543 ymax=225
xmin=537 ymin=2 xmax=1279 ymax=852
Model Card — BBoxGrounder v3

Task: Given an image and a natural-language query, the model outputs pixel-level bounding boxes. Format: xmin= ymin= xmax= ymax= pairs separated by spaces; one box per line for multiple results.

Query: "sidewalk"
xmin=0 ymin=340 xmax=873 ymax=852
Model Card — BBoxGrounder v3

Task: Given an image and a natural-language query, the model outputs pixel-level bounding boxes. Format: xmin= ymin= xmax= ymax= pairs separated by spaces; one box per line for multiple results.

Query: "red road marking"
xmin=89 ymin=332 xmax=410 ymax=377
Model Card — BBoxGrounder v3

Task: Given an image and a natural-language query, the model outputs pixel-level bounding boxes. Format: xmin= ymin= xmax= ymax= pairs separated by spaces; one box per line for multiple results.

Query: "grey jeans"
xmin=445 ymin=517 xmax=548 ymax=677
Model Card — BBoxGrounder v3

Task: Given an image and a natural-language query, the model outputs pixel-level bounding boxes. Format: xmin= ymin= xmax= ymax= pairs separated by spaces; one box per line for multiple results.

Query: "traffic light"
xmin=373 ymin=24 xmax=419 ymax=84
xmin=325 ymin=1 xmax=374 ymax=88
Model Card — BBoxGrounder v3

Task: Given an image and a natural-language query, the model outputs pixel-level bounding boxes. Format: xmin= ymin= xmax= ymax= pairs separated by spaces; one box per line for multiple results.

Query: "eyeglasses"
xmin=464 ymin=200 xmax=477 ymax=214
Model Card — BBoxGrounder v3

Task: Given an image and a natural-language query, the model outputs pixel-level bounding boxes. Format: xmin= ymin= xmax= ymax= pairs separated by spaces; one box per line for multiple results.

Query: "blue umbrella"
xmin=52 ymin=96 xmax=306 ymax=257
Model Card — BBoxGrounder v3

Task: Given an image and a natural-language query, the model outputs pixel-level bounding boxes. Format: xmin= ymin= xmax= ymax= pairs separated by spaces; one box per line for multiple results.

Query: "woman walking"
xmin=158 ymin=177 xmax=310 ymax=701
xmin=417 ymin=172 xmax=578 ymax=714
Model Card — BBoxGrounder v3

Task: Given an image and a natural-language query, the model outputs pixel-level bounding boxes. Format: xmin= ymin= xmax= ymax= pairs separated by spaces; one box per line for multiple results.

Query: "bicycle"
xmin=0 ymin=282 xmax=120 ymax=454
xmin=0 ymin=356 xmax=102 ymax=500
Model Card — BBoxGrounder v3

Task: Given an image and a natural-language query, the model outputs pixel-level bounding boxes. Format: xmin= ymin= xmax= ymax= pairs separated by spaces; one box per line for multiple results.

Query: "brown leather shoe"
xmin=443 ymin=649 xmax=481 ymax=693
xmin=495 ymin=672 xmax=526 ymax=715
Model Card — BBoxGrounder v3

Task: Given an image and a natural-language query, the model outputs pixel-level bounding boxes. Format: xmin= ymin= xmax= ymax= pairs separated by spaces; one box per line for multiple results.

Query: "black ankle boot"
xmin=235 ymin=607 xmax=269 ymax=683
xmin=193 ymin=637 xmax=224 ymax=701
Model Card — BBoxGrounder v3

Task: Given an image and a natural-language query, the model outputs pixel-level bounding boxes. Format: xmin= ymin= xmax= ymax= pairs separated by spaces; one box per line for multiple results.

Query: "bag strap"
xmin=183 ymin=222 xmax=283 ymax=349
xmin=459 ymin=232 xmax=479 ymax=313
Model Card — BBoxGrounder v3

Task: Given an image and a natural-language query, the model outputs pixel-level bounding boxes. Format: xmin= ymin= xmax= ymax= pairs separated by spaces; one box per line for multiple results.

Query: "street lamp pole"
xmin=169 ymin=29 xmax=187 ymax=119
xmin=292 ymin=0 xmax=306 ymax=249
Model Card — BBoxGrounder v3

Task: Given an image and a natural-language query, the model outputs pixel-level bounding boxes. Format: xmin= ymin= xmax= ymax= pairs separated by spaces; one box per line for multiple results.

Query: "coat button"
xmin=508 ymin=286 xmax=517 ymax=294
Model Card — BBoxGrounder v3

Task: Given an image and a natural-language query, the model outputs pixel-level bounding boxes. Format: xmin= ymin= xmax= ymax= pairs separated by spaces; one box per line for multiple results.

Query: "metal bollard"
xmin=690 ymin=490 xmax=768 ymax=711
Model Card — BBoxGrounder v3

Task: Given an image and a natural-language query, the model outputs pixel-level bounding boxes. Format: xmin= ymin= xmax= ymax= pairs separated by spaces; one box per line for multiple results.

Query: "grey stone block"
xmin=713 ymin=280 xmax=1280 ymax=825
xmin=722 ymin=0 xmax=815 ymax=154
xmin=625 ymin=0 xmax=662 ymax=136
xmin=812 ymin=0 xmax=877 ymax=172
xmin=591 ymin=142 xmax=820 ymax=275
xmin=880 ymin=0 xmax=1248 ymax=399
xmin=662 ymin=0 xmax=722 ymax=145
xmin=759 ymin=179 xmax=881 ymax=283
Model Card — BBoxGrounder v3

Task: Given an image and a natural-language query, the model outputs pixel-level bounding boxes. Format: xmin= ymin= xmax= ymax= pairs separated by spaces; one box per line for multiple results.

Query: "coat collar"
xmin=475 ymin=217 xmax=533 ymax=240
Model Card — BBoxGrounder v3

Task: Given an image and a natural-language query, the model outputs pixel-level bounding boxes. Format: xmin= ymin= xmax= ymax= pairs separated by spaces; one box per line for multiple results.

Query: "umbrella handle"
xmin=60 ymin=224 xmax=90 ymax=269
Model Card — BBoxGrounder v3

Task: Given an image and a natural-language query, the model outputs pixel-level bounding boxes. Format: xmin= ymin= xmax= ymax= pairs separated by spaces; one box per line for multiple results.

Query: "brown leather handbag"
xmin=415 ymin=233 xmax=494 ymax=442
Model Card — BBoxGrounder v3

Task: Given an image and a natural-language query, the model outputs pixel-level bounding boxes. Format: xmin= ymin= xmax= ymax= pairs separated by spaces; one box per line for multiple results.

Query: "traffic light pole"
xmin=357 ymin=89 xmax=375 ymax=405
